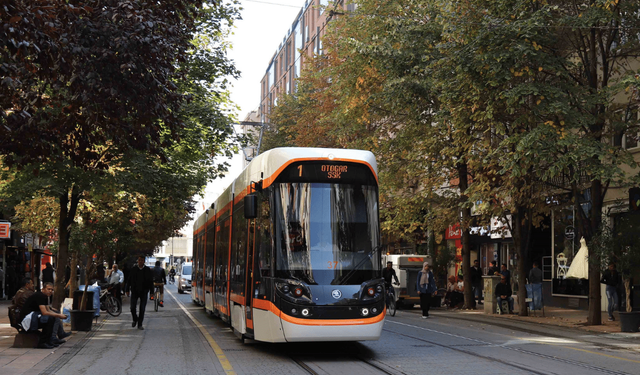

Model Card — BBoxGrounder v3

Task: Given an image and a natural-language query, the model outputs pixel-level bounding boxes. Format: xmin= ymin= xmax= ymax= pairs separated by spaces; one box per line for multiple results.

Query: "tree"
xmin=0 ymin=1 xmax=241 ymax=309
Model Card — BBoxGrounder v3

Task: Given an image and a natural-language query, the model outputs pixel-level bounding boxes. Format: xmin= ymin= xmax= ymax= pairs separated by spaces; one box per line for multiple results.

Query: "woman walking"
xmin=416 ymin=262 xmax=437 ymax=318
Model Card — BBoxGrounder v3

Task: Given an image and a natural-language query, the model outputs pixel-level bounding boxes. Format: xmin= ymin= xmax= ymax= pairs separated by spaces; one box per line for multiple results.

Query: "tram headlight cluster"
xmin=361 ymin=282 xmax=384 ymax=300
xmin=277 ymin=282 xmax=311 ymax=301
xmin=289 ymin=307 xmax=313 ymax=317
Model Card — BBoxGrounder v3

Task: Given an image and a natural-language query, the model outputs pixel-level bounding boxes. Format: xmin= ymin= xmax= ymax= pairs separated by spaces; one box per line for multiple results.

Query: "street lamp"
xmin=238 ymin=121 xmax=270 ymax=162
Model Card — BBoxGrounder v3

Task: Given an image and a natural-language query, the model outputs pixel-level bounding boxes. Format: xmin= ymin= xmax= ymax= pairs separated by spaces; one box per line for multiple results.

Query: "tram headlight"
xmin=301 ymin=308 xmax=310 ymax=317
xmin=367 ymin=287 xmax=375 ymax=297
xmin=282 ymin=285 xmax=290 ymax=294
xmin=372 ymin=307 xmax=378 ymax=314
xmin=361 ymin=308 xmax=370 ymax=316
xmin=293 ymin=287 xmax=303 ymax=298
xmin=291 ymin=308 xmax=297 ymax=315
xmin=376 ymin=285 xmax=383 ymax=293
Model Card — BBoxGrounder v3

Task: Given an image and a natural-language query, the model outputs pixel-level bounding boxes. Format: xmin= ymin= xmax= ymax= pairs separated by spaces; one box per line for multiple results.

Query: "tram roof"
xmin=193 ymin=147 xmax=377 ymax=231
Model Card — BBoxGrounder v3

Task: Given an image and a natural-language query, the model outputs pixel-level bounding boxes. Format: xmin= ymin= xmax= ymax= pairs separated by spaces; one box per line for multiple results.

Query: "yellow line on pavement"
xmin=167 ymin=289 xmax=236 ymax=374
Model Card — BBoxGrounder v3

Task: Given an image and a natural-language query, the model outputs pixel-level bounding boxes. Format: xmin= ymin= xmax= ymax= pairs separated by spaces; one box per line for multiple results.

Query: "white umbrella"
xmin=566 ymin=237 xmax=589 ymax=279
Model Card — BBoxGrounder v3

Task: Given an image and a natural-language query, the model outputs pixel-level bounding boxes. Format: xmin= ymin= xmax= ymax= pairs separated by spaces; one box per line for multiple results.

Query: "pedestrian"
xmin=470 ymin=259 xmax=483 ymax=305
xmin=151 ymin=261 xmax=167 ymax=307
xmin=20 ymin=282 xmax=67 ymax=349
xmin=487 ymin=260 xmax=500 ymax=276
xmin=126 ymin=256 xmax=154 ymax=330
xmin=416 ymin=262 xmax=436 ymax=319
xmin=528 ymin=262 xmax=543 ymax=284
xmin=495 ymin=275 xmax=514 ymax=314
xmin=109 ymin=264 xmax=124 ymax=304
xmin=500 ymin=263 xmax=511 ymax=288
xmin=601 ymin=263 xmax=621 ymax=321
xmin=41 ymin=262 xmax=55 ymax=294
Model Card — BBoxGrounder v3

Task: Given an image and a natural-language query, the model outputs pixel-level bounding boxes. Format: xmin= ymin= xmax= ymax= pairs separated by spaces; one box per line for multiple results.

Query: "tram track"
xmin=291 ymin=353 xmax=401 ymax=375
xmin=383 ymin=325 xmax=634 ymax=375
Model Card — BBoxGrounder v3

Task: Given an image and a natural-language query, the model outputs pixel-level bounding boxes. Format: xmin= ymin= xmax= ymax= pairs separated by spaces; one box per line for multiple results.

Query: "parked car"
xmin=177 ymin=262 xmax=192 ymax=294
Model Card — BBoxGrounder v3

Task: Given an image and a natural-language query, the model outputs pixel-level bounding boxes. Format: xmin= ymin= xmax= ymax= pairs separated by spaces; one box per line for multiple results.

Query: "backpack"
xmin=8 ymin=305 xmax=24 ymax=331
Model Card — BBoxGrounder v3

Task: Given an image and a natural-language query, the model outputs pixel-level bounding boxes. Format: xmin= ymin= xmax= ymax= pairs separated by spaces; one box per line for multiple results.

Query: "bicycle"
xmin=98 ymin=282 xmax=122 ymax=317
xmin=385 ymin=283 xmax=398 ymax=317
xmin=168 ymin=275 xmax=175 ymax=285
xmin=154 ymin=284 xmax=161 ymax=312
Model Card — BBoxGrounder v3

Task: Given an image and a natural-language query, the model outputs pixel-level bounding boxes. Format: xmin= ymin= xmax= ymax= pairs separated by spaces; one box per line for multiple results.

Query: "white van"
xmin=177 ymin=262 xmax=192 ymax=294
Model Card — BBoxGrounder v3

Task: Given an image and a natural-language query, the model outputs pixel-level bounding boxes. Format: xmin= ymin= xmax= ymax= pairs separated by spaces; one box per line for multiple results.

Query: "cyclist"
xmin=382 ymin=261 xmax=399 ymax=305
xmin=151 ymin=261 xmax=167 ymax=307
xmin=168 ymin=267 xmax=176 ymax=284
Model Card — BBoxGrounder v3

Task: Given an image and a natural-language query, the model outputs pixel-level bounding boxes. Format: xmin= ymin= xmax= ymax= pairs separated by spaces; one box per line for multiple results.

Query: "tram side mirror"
xmin=244 ymin=194 xmax=258 ymax=219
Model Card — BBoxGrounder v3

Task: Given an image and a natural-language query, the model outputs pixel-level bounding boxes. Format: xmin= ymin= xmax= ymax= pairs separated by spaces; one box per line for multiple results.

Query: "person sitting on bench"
xmin=495 ymin=275 xmax=514 ymax=314
xmin=20 ymin=282 xmax=68 ymax=349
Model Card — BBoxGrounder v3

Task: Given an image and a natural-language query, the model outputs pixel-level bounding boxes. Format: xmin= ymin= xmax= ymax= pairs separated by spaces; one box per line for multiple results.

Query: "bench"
xmin=7 ymin=306 xmax=41 ymax=348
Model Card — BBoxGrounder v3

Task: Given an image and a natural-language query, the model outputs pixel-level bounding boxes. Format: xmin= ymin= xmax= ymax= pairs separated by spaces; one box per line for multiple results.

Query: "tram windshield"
xmin=274 ymin=182 xmax=380 ymax=285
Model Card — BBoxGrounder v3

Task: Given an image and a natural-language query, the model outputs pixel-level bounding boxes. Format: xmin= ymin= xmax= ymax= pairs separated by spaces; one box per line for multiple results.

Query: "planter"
xmin=70 ymin=310 xmax=95 ymax=331
xmin=618 ymin=311 xmax=640 ymax=332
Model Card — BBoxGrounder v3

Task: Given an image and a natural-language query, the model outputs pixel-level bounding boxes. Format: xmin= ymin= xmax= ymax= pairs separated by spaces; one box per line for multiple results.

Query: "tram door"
xmin=245 ymin=218 xmax=255 ymax=330
xmin=215 ymin=212 xmax=231 ymax=319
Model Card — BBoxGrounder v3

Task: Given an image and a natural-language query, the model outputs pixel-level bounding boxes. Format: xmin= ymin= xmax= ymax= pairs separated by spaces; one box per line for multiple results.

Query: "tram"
xmin=191 ymin=147 xmax=384 ymax=342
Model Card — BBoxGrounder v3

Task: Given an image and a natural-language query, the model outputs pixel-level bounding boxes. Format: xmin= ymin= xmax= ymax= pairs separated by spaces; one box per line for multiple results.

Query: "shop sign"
xmin=445 ymin=224 xmax=462 ymax=239
xmin=490 ymin=215 xmax=512 ymax=239
xmin=0 ymin=222 xmax=10 ymax=239
xmin=565 ymin=225 xmax=575 ymax=240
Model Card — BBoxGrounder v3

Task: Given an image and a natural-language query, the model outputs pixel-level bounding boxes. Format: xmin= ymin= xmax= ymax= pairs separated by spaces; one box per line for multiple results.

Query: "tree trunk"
xmin=457 ymin=162 xmax=474 ymax=309
xmin=52 ymin=187 xmax=82 ymax=310
xmin=69 ymin=252 xmax=78 ymax=293
xmin=513 ymin=208 xmax=528 ymax=316
xmin=80 ymin=256 xmax=96 ymax=311
xmin=587 ymin=179 xmax=603 ymax=325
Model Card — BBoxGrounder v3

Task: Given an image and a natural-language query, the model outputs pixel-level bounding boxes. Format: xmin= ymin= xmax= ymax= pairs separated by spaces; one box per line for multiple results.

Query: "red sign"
xmin=0 ymin=223 xmax=10 ymax=239
xmin=445 ymin=224 xmax=461 ymax=240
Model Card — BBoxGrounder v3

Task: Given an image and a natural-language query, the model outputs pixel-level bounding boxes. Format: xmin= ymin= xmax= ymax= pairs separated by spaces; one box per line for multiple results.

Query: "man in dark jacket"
xmin=601 ymin=263 xmax=621 ymax=321
xmin=494 ymin=275 xmax=513 ymax=314
xmin=151 ymin=261 xmax=167 ymax=307
xmin=470 ymin=260 xmax=483 ymax=305
xmin=42 ymin=262 xmax=55 ymax=284
xmin=126 ymin=256 xmax=154 ymax=330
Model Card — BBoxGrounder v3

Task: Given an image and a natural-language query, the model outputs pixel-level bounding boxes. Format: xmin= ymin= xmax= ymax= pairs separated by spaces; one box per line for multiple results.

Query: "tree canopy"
xmin=266 ymin=0 xmax=640 ymax=321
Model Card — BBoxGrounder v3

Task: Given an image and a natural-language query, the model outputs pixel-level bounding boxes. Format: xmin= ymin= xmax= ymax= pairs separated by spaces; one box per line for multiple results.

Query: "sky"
xmin=228 ymin=0 xmax=305 ymax=116
xmin=178 ymin=0 xmax=305 ymax=235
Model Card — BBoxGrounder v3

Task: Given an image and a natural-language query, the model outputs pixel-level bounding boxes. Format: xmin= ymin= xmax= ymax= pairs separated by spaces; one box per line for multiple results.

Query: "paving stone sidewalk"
xmin=0 ymin=299 xmax=104 ymax=375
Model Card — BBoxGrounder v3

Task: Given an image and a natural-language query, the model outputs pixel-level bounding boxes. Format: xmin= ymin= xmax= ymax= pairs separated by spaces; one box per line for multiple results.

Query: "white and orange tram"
xmin=191 ymin=147 xmax=384 ymax=342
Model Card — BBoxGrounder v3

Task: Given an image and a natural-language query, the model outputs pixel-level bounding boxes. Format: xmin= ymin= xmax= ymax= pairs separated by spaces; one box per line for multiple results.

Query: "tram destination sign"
xmin=278 ymin=161 xmax=377 ymax=185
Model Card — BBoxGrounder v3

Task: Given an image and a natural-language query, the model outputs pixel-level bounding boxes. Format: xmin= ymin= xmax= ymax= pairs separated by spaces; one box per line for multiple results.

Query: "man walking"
xmin=126 ymin=256 xmax=154 ymax=330
xmin=470 ymin=259 xmax=483 ymax=305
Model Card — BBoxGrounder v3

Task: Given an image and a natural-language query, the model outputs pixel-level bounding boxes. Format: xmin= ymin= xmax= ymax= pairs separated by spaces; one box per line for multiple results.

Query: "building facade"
xmin=259 ymin=0 xmax=352 ymax=123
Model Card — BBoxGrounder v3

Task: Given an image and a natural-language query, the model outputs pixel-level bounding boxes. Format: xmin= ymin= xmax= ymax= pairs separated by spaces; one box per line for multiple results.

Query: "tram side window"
xmin=231 ymin=201 xmax=247 ymax=282
xmin=256 ymin=191 xmax=273 ymax=278
xmin=205 ymin=225 xmax=215 ymax=285
xmin=216 ymin=214 xmax=231 ymax=282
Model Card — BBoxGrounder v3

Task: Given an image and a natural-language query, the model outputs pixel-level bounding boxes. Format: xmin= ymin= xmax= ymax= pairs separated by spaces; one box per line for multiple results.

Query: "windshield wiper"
xmin=337 ymin=245 xmax=382 ymax=285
